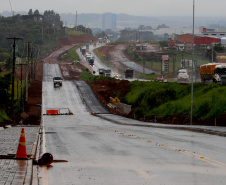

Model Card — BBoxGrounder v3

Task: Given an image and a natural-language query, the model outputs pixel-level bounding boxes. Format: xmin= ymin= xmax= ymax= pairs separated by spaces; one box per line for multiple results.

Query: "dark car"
xmin=157 ymin=75 xmax=164 ymax=82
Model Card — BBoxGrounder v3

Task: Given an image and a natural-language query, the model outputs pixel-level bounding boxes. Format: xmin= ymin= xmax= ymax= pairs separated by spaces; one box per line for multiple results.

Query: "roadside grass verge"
xmin=93 ymin=48 xmax=113 ymax=68
xmin=64 ymin=46 xmax=81 ymax=62
xmin=80 ymin=70 xmax=112 ymax=82
xmin=125 ymin=81 xmax=226 ymax=121
xmin=0 ymin=110 xmax=11 ymax=123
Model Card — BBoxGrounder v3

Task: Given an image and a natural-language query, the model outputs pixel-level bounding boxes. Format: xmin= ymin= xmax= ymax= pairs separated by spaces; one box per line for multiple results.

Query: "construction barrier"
xmin=110 ymin=97 xmax=131 ymax=115
xmin=15 ymin=128 xmax=27 ymax=159
xmin=46 ymin=109 xmax=58 ymax=115
xmin=44 ymin=108 xmax=73 ymax=115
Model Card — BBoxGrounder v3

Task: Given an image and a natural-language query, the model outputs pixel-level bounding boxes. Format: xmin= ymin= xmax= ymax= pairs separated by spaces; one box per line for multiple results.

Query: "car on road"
xmin=53 ymin=76 xmax=63 ymax=87
xmin=113 ymin=73 xmax=119 ymax=79
xmin=157 ymin=75 xmax=164 ymax=82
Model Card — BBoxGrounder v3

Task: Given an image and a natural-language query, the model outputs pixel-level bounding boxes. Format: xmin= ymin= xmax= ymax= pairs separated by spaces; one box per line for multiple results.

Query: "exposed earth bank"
xmin=3 ymin=38 xmax=225 ymax=127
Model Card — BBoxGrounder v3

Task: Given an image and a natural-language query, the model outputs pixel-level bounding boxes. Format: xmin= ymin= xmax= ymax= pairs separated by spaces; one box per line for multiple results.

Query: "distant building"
xmin=200 ymin=27 xmax=226 ymax=38
xmin=102 ymin=13 xmax=116 ymax=31
xmin=177 ymin=34 xmax=219 ymax=45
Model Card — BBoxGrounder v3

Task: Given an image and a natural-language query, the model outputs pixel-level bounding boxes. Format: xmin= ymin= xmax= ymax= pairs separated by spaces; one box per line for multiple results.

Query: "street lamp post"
xmin=190 ymin=0 xmax=195 ymax=125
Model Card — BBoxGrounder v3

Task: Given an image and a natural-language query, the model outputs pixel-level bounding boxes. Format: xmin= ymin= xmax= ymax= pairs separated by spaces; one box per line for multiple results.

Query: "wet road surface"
xmin=38 ymin=64 xmax=226 ymax=185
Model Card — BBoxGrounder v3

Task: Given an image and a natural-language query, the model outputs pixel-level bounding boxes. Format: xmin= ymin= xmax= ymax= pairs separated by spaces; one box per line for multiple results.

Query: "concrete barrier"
xmin=110 ymin=97 xmax=131 ymax=115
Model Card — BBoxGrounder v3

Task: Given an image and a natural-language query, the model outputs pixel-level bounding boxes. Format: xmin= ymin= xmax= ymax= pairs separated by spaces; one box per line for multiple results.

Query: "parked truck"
xmin=53 ymin=77 xmax=63 ymax=87
xmin=125 ymin=68 xmax=134 ymax=79
xmin=86 ymin=54 xmax=91 ymax=61
xmin=98 ymin=68 xmax=105 ymax=76
xmin=200 ymin=63 xmax=226 ymax=84
xmin=177 ymin=69 xmax=189 ymax=83
xmin=104 ymin=69 xmax=111 ymax=77
xmin=81 ymin=48 xmax=86 ymax=56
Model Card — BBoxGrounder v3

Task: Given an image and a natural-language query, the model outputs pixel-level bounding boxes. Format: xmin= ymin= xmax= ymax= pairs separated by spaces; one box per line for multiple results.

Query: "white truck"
xmin=53 ymin=77 xmax=63 ymax=87
xmin=104 ymin=69 xmax=111 ymax=77
xmin=177 ymin=69 xmax=189 ymax=83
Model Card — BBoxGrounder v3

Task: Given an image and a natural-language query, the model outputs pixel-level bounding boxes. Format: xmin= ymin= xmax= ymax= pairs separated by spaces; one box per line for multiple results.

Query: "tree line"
xmin=0 ymin=9 xmax=92 ymax=123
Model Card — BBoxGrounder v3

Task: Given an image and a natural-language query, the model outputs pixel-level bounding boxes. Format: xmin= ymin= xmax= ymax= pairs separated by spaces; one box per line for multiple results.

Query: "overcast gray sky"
xmin=1 ymin=0 xmax=226 ymax=17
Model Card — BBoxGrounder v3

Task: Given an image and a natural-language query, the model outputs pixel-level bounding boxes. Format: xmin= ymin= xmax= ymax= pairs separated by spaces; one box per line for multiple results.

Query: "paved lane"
xmin=39 ymin=64 xmax=226 ymax=185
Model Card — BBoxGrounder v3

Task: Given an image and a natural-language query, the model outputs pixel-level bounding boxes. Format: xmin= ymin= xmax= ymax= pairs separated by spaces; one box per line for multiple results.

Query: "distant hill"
xmin=60 ymin=13 xmax=226 ymax=30
xmin=2 ymin=11 xmax=226 ymax=30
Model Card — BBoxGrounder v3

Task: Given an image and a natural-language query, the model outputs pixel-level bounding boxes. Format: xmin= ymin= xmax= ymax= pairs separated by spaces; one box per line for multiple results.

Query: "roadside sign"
xmin=113 ymin=97 xmax=120 ymax=105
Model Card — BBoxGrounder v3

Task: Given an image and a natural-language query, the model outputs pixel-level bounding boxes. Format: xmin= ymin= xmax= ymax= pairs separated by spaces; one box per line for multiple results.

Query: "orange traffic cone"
xmin=15 ymin=128 xmax=27 ymax=159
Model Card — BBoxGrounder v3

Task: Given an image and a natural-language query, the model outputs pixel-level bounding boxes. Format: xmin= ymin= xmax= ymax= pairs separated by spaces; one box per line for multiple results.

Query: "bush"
xmin=124 ymin=81 xmax=226 ymax=120
xmin=64 ymin=47 xmax=80 ymax=62
xmin=0 ymin=52 xmax=10 ymax=62
xmin=134 ymin=107 xmax=144 ymax=118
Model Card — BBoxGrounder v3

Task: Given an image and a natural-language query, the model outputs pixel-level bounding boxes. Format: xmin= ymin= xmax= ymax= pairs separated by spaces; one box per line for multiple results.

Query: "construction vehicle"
xmin=177 ymin=69 xmax=189 ymax=83
xmin=53 ymin=77 xmax=63 ymax=87
xmin=200 ymin=63 xmax=226 ymax=84
xmin=125 ymin=68 xmax=133 ymax=79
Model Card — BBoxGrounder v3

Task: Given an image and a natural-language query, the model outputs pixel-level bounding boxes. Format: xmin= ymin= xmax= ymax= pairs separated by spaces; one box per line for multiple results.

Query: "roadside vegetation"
xmin=93 ymin=48 xmax=113 ymax=68
xmin=125 ymin=81 xmax=226 ymax=123
xmin=0 ymin=71 xmax=12 ymax=122
xmin=82 ymin=69 xmax=226 ymax=125
xmin=64 ymin=46 xmax=81 ymax=62
xmin=0 ymin=10 xmax=93 ymax=124
xmin=80 ymin=70 xmax=112 ymax=82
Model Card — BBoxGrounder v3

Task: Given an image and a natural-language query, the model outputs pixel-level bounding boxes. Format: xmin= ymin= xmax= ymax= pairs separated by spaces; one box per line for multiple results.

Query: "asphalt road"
xmin=38 ymin=64 xmax=226 ymax=185
xmin=77 ymin=44 xmax=110 ymax=76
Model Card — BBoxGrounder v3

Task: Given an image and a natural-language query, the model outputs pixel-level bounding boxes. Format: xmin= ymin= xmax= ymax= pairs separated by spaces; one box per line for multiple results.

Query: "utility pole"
xmin=34 ymin=46 xmax=40 ymax=79
xmin=27 ymin=42 xmax=32 ymax=85
xmin=190 ymin=0 xmax=195 ymax=125
xmin=25 ymin=41 xmax=31 ymax=102
xmin=30 ymin=45 xmax=33 ymax=80
xmin=7 ymin=37 xmax=23 ymax=122
xmin=18 ymin=64 xmax=27 ymax=112
xmin=75 ymin=11 xmax=78 ymax=31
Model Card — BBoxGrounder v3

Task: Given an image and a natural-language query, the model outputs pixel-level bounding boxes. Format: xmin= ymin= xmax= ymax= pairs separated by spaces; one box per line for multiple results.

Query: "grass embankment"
xmin=64 ymin=46 xmax=81 ymax=63
xmin=0 ymin=110 xmax=11 ymax=123
xmin=93 ymin=48 xmax=113 ymax=69
xmin=80 ymin=70 xmax=112 ymax=82
xmin=81 ymin=69 xmax=226 ymax=125
xmin=125 ymin=81 xmax=226 ymax=123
